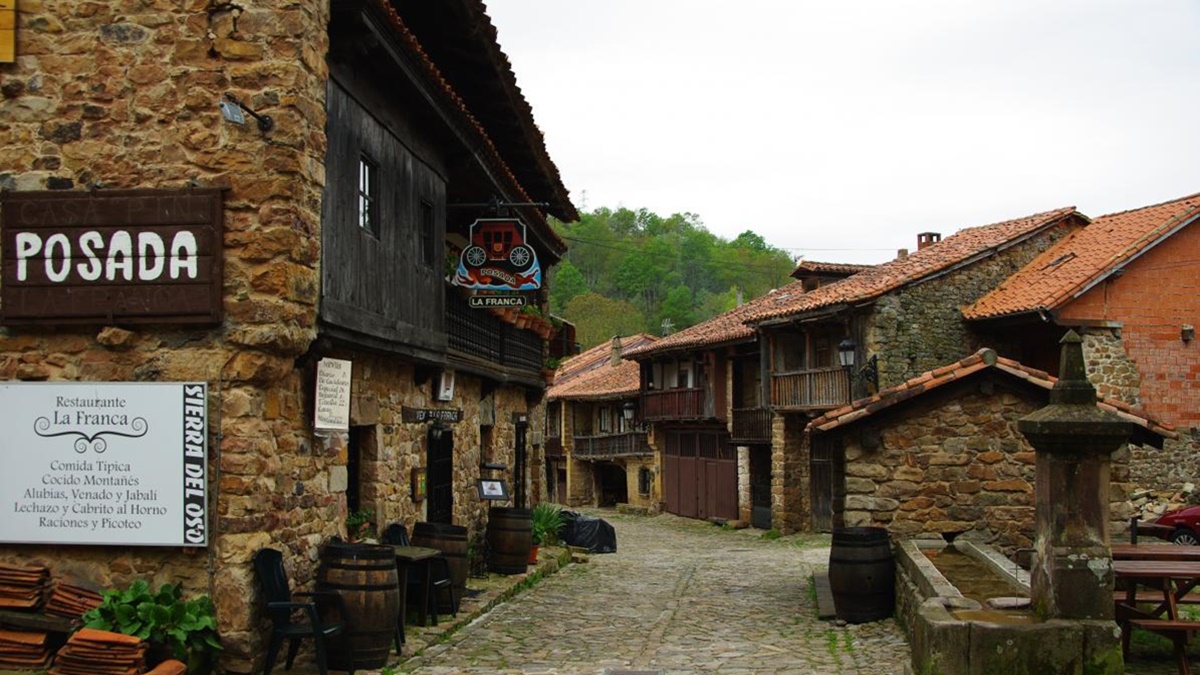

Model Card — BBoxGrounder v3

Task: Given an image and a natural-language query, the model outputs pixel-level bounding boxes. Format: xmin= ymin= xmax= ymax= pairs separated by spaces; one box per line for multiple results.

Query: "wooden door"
xmin=749 ymin=446 xmax=772 ymax=529
xmin=810 ymin=435 xmax=835 ymax=532
xmin=426 ymin=426 xmax=454 ymax=524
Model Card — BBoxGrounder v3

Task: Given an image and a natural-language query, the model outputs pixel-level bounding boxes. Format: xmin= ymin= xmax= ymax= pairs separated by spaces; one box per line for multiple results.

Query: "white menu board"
xmin=314 ymin=358 xmax=352 ymax=431
xmin=0 ymin=382 xmax=208 ymax=546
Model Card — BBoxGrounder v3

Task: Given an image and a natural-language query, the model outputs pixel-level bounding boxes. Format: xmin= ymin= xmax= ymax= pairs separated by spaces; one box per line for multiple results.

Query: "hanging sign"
xmin=0 ymin=0 xmax=13 ymax=63
xmin=314 ymin=358 xmax=352 ymax=431
xmin=401 ymin=407 xmax=463 ymax=423
xmin=455 ymin=218 xmax=542 ymax=291
xmin=0 ymin=382 xmax=208 ymax=547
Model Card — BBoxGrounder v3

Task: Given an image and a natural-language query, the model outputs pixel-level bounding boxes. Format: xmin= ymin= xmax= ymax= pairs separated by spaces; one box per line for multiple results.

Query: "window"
xmin=598 ymin=407 xmax=612 ymax=433
xmin=638 ymin=467 xmax=652 ymax=495
xmin=677 ymin=365 xmax=690 ymax=389
xmin=419 ymin=200 xmax=436 ymax=267
xmin=357 ymin=155 xmax=379 ymax=236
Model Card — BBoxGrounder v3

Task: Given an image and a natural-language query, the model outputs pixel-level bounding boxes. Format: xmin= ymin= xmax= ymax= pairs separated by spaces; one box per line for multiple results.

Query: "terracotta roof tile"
xmin=966 ymin=192 xmax=1200 ymax=320
xmin=623 ymin=295 xmax=771 ymax=358
xmin=790 ymin=260 xmax=875 ymax=279
xmin=547 ymin=335 xmax=657 ymax=401
xmin=373 ymin=0 xmax=575 ymax=246
xmin=806 ymin=348 xmax=1176 ymax=441
xmin=748 ymin=207 xmax=1080 ymax=323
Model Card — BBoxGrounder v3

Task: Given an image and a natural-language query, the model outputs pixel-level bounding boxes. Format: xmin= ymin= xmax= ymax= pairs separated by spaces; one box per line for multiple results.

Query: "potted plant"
xmin=81 ymin=580 xmax=223 ymax=675
xmin=529 ymin=502 xmax=566 ymax=564
xmin=542 ymin=357 xmax=561 ymax=386
xmin=345 ymin=508 xmax=375 ymax=543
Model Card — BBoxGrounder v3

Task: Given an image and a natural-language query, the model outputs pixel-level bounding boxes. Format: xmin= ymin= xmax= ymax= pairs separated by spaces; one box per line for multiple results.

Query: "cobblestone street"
xmin=398 ymin=511 xmax=910 ymax=675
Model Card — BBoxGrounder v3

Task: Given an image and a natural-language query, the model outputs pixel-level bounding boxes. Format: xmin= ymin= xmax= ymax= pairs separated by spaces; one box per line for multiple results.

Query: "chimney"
xmin=611 ymin=336 xmax=623 ymax=366
xmin=896 ymin=248 xmax=909 ymax=260
xmin=917 ymin=232 xmax=941 ymax=250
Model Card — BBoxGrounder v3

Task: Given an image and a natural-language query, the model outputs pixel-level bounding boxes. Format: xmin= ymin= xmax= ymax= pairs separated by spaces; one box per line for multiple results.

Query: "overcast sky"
xmin=484 ymin=1 xmax=1200 ymax=264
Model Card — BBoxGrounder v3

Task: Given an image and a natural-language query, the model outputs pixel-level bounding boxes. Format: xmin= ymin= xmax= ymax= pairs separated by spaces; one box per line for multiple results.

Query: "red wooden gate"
xmin=663 ymin=429 xmax=736 ymax=521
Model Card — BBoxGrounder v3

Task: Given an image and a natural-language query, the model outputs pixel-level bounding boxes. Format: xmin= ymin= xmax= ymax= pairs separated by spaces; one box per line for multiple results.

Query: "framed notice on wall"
xmin=0 ymin=382 xmax=208 ymax=547
xmin=314 ymin=358 xmax=351 ymax=432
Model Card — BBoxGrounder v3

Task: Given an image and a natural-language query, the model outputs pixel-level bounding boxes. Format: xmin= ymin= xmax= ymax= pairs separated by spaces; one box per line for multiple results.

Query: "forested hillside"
xmin=549 ymin=207 xmax=796 ymax=349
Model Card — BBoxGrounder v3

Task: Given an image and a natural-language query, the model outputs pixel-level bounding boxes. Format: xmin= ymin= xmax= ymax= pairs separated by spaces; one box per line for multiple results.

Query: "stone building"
xmin=0 ymin=1 xmax=574 ymax=672
xmin=545 ymin=335 xmax=659 ymax=511
xmin=805 ymin=348 xmax=1174 ymax=554
xmin=966 ymin=191 xmax=1200 ymax=491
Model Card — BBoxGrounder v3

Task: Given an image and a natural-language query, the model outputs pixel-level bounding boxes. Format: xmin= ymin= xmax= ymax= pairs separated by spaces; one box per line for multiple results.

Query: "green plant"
xmin=761 ymin=528 xmax=782 ymax=540
xmin=521 ymin=304 xmax=542 ymax=317
xmin=544 ymin=356 xmax=562 ymax=371
xmin=530 ymin=502 xmax=566 ymax=546
xmin=81 ymin=580 xmax=222 ymax=674
xmin=346 ymin=508 xmax=375 ymax=542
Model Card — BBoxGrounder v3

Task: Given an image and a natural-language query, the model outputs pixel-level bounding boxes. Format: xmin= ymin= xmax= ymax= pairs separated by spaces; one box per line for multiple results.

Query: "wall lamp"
xmin=219 ymin=93 xmax=273 ymax=133
xmin=622 ymin=400 xmax=637 ymax=422
xmin=837 ymin=337 xmax=879 ymax=392
xmin=1183 ymin=324 xmax=1195 ymax=343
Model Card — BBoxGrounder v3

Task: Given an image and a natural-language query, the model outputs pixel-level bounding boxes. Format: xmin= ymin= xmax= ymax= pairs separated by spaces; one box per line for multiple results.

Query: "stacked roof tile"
xmin=965 ymin=192 xmax=1200 ymax=320
xmin=806 ymin=348 xmax=1176 ymax=442
xmin=790 ymin=260 xmax=874 ymax=279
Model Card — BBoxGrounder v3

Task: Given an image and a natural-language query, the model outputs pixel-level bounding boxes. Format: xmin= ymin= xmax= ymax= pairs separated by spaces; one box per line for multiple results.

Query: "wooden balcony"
xmin=573 ymin=432 xmax=651 ymax=460
xmin=731 ymin=407 xmax=773 ymax=444
xmin=642 ymin=387 xmax=706 ymax=421
xmin=770 ymin=366 xmax=850 ymax=411
xmin=446 ymin=291 xmax=542 ymax=374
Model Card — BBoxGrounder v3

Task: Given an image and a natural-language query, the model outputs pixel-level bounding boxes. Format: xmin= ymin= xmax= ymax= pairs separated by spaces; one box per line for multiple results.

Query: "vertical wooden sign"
xmin=0 ymin=0 xmax=14 ymax=64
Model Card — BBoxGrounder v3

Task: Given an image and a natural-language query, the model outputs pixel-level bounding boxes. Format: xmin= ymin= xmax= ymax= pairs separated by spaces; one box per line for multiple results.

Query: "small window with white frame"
xmin=358 ymin=154 xmax=379 ymax=236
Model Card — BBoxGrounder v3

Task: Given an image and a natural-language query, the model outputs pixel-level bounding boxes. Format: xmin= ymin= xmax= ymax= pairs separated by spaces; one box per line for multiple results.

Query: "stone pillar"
xmin=771 ymin=414 xmax=808 ymax=534
xmin=1018 ymin=331 xmax=1132 ymax=621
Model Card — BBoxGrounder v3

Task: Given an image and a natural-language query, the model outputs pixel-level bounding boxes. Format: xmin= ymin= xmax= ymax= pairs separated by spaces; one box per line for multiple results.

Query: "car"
xmin=1154 ymin=504 xmax=1200 ymax=545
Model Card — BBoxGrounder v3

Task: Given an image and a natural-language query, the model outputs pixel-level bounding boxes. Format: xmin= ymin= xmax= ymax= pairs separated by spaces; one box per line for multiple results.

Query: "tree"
xmin=549 ymin=260 xmax=588 ymax=313
xmin=562 ymin=292 xmax=646 ymax=350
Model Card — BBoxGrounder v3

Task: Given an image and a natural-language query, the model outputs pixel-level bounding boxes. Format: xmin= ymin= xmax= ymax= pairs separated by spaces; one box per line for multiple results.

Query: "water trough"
xmin=895 ymin=538 xmax=1123 ymax=674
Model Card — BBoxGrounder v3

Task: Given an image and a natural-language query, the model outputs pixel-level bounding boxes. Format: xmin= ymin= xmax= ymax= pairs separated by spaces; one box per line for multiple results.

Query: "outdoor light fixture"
xmin=622 ymin=400 xmax=637 ymax=422
xmin=838 ymin=338 xmax=856 ymax=369
xmin=1183 ymin=324 xmax=1195 ymax=343
xmin=219 ymin=92 xmax=273 ymax=133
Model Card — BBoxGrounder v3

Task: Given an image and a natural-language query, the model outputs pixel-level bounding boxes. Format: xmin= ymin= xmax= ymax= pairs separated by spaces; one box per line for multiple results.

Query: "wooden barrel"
xmin=412 ymin=521 xmax=469 ymax=599
xmin=486 ymin=507 xmax=532 ymax=575
xmin=827 ymin=526 xmax=895 ymax=623
xmin=318 ymin=541 xmax=399 ymax=670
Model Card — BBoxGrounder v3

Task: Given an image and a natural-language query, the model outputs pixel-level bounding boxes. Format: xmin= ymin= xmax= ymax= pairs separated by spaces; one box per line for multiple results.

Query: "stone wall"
xmin=771 ymin=414 xmax=807 ymax=534
xmin=834 ymin=379 xmax=1149 ymax=555
xmin=866 ymin=228 xmax=1070 ymax=388
xmin=1082 ymin=328 xmax=1142 ymax=407
xmin=0 ymin=3 xmax=330 ymax=671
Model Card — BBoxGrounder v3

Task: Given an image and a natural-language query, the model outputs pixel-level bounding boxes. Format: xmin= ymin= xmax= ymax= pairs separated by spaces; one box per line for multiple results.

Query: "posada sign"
xmin=1 ymin=188 xmax=224 ymax=325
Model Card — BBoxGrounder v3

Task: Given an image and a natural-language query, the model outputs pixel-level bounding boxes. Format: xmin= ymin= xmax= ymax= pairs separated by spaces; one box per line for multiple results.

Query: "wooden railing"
xmin=642 ymin=387 xmax=706 ymax=421
xmin=770 ymin=366 xmax=850 ymax=410
xmin=573 ymin=432 xmax=651 ymax=459
xmin=731 ymin=407 xmax=772 ymax=444
xmin=446 ymin=291 xmax=542 ymax=373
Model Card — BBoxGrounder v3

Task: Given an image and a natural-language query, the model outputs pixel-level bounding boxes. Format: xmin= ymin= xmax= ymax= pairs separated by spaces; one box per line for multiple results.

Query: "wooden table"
xmin=1113 ymin=545 xmax=1200 ymax=562
xmin=1114 ymin=559 xmax=1200 ymax=674
xmin=393 ymin=545 xmax=440 ymax=641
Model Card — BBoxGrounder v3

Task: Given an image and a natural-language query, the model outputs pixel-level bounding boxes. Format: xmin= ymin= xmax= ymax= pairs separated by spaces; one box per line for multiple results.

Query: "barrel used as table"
xmin=486 ymin=507 xmax=533 ymax=575
xmin=827 ymin=526 xmax=895 ymax=623
xmin=318 ymin=541 xmax=400 ymax=670
xmin=412 ymin=521 xmax=469 ymax=599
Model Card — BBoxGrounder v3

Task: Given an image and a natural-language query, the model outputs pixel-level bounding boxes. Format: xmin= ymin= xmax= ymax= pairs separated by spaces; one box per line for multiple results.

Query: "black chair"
xmin=381 ymin=523 xmax=457 ymax=644
xmin=253 ymin=548 xmax=352 ymax=675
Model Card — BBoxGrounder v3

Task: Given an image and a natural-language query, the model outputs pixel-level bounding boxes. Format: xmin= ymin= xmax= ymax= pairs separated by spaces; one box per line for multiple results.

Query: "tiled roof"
xmin=623 ymin=295 xmax=774 ymax=359
xmin=790 ymin=260 xmax=874 ymax=279
xmin=748 ymin=207 xmax=1080 ymax=323
xmin=965 ymin=192 xmax=1200 ymax=320
xmin=806 ymin=348 xmax=1177 ymax=442
xmin=547 ymin=334 xmax=657 ymax=400
xmin=371 ymin=0 xmax=575 ymax=250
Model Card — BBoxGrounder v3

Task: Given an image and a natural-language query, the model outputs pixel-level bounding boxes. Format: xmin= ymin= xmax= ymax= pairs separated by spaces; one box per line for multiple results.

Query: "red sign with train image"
xmin=455 ymin=218 xmax=542 ymax=291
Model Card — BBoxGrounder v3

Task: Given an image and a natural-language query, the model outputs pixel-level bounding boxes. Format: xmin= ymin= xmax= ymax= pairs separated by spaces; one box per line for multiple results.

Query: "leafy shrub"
xmin=530 ymin=502 xmax=566 ymax=546
xmin=81 ymin=580 xmax=222 ymax=674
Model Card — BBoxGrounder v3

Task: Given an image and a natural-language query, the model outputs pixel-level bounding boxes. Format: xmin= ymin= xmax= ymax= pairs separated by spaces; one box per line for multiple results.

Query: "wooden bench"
xmin=1128 ymin=619 xmax=1200 ymax=675
xmin=1116 ymin=589 xmax=1200 ymax=604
